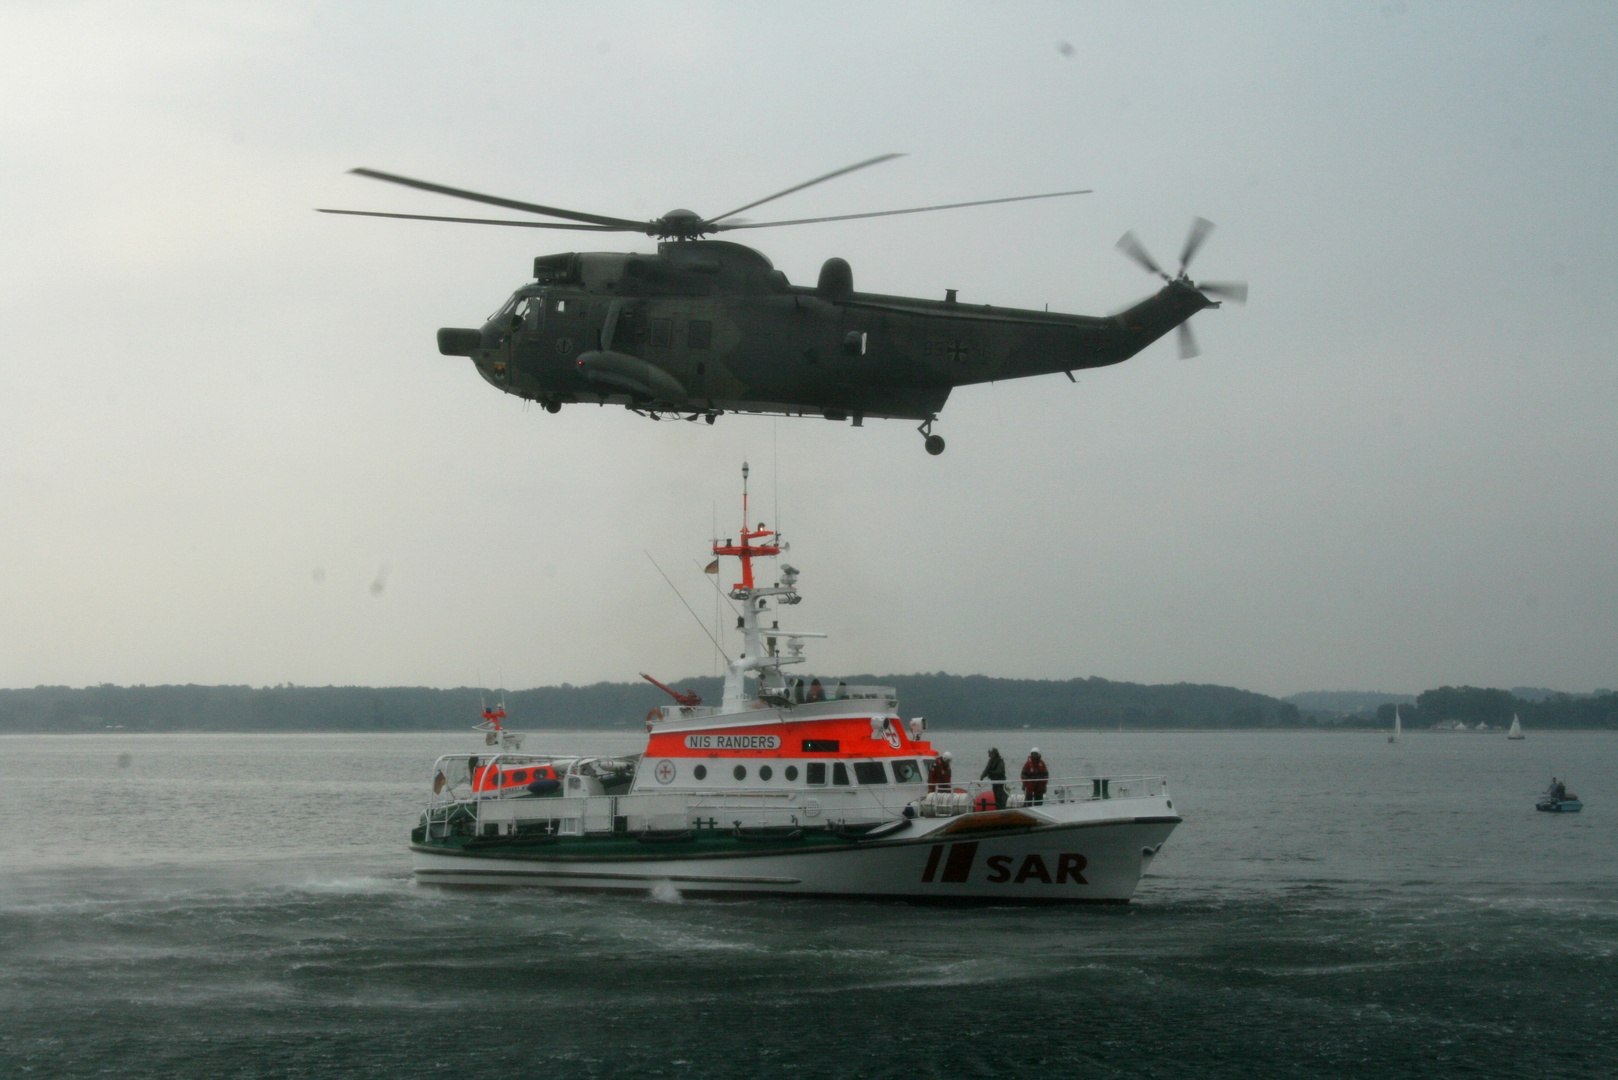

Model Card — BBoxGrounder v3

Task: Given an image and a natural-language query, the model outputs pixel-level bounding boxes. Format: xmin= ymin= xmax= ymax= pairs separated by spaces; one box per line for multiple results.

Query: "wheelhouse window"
xmin=806 ymin=762 xmax=826 ymax=786
xmin=853 ymin=762 xmax=887 ymax=785
xmin=688 ymin=320 xmax=712 ymax=349
xmin=832 ymin=762 xmax=850 ymax=786
xmin=891 ymin=759 xmax=922 ymax=783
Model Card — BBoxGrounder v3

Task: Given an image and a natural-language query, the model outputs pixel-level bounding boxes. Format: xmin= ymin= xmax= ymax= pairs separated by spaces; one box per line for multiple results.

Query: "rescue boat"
xmin=410 ymin=465 xmax=1181 ymax=902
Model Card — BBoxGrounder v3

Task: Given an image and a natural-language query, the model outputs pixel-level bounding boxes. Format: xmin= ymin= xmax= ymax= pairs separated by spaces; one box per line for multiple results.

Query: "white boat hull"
xmin=413 ymin=808 xmax=1180 ymax=903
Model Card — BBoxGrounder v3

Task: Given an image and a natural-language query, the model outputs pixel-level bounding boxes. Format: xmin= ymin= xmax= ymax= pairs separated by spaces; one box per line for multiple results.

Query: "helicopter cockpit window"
xmin=516 ymin=297 xmax=543 ymax=332
xmin=488 ymin=293 xmax=523 ymax=324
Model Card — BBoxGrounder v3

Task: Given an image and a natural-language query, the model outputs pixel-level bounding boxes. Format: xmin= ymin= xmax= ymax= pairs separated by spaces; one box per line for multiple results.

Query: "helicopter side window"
xmin=688 ymin=321 xmax=712 ymax=349
xmin=650 ymin=319 xmax=673 ymax=348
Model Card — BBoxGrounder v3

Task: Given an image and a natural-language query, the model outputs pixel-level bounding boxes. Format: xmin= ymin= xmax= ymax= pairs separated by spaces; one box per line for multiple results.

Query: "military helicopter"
xmin=319 ymin=154 xmax=1245 ymax=454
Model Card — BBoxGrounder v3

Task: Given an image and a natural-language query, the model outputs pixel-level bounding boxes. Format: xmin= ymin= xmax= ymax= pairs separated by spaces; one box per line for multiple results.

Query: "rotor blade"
xmin=1197 ymin=281 xmax=1248 ymax=303
xmin=1178 ymin=217 xmax=1215 ymax=272
xmin=708 ymin=153 xmax=906 ymax=224
xmin=1115 ymin=231 xmax=1165 ymax=278
xmin=1177 ymin=321 xmax=1200 ymax=360
xmin=716 ymin=189 xmax=1092 ymax=230
xmin=347 ymin=168 xmax=646 ymax=229
xmin=317 ymin=208 xmax=632 ymax=231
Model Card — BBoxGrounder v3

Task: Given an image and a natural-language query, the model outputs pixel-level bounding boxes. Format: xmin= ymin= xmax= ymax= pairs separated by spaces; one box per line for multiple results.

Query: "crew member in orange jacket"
xmin=1021 ymin=748 xmax=1049 ymax=805
xmin=926 ymin=752 xmax=953 ymax=792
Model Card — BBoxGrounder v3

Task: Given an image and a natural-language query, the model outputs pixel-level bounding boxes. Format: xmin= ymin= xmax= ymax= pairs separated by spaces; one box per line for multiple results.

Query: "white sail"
xmin=1388 ymin=706 xmax=1401 ymax=743
xmin=1508 ymin=714 xmax=1524 ymax=740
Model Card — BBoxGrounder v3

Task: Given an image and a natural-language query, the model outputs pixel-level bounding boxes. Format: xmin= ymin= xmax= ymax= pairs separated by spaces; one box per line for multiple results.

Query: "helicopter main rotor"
xmin=318 ymin=154 xmax=1092 ymax=240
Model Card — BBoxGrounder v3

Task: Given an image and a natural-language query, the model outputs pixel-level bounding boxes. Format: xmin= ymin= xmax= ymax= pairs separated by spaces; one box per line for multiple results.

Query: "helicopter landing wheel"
xmin=917 ymin=417 xmax=945 ymax=455
xmin=705 ymin=411 xmax=718 ymax=425
xmin=543 ymin=399 xmax=561 ymax=414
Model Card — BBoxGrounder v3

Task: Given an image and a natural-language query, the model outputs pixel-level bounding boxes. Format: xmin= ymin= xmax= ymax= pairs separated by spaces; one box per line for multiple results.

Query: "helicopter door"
xmin=681 ymin=303 xmax=716 ymax=397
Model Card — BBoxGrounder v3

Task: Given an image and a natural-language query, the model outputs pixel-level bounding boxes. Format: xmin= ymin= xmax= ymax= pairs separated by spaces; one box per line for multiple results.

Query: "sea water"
xmin=1 ymin=730 xmax=1613 ymax=1079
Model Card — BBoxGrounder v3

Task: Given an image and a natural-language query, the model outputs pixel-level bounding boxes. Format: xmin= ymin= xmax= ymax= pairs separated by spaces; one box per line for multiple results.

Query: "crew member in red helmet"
xmin=1021 ymin=748 xmax=1049 ymax=805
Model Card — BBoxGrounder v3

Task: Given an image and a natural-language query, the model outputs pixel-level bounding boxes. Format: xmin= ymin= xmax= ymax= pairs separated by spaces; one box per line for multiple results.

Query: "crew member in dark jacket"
xmin=982 ymin=748 xmax=1007 ymax=809
xmin=1021 ymin=748 xmax=1049 ymax=805
xmin=926 ymin=752 xmax=953 ymax=792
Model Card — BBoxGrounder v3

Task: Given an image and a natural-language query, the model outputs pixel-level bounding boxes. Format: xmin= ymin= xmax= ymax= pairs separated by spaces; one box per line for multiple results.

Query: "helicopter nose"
xmin=437 ymin=327 xmax=482 ymax=356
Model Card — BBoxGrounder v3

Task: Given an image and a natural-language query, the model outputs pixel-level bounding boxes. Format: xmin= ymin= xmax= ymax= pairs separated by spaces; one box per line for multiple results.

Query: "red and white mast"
xmin=710 ymin=462 xmax=816 ymax=709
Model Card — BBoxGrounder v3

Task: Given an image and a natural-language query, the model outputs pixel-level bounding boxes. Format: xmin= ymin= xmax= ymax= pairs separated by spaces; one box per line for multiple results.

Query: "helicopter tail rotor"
xmin=1115 ymin=231 xmax=1168 ymax=281
xmin=1117 ymin=217 xmax=1247 ymax=357
xmin=1195 ymin=281 xmax=1248 ymax=304
xmin=1176 ymin=322 xmax=1200 ymax=360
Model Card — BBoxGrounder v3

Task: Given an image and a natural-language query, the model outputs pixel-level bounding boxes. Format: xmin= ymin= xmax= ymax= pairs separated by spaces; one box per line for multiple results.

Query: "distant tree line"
xmin=1375 ymin=686 xmax=1618 ymax=730
xmin=0 ymin=677 xmax=1610 ymax=734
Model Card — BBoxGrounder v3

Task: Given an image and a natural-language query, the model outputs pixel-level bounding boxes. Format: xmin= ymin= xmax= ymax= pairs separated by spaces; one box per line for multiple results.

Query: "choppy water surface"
xmin=2 ymin=730 xmax=1613 ymax=1079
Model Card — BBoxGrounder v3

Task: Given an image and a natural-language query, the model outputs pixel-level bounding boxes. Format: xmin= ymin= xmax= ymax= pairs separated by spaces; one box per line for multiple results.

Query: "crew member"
xmin=982 ymin=748 xmax=1007 ymax=810
xmin=1021 ymin=748 xmax=1049 ymax=805
xmin=927 ymin=751 xmax=953 ymax=792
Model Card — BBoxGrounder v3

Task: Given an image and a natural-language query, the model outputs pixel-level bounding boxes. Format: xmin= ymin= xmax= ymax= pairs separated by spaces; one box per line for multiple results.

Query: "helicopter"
xmin=318 ymin=154 xmax=1245 ymax=454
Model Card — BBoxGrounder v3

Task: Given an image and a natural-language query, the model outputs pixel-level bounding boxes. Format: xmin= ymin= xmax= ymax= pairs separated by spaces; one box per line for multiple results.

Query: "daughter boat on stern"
xmin=411 ymin=465 xmax=1181 ymax=902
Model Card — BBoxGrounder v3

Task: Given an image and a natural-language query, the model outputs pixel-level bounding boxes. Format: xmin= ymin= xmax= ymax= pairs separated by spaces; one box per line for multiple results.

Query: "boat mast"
xmin=711 ymin=462 xmax=805 ymax=709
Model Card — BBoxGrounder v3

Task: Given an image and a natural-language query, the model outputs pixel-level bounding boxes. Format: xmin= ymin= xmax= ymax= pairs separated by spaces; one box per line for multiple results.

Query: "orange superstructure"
xmin=646 ymin=714 xmax=934 ymax=760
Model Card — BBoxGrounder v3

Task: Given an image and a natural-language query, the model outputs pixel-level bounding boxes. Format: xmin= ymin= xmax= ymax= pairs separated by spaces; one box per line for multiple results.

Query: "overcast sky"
xmin=2 ymin=1 xmax=1614 ymax=698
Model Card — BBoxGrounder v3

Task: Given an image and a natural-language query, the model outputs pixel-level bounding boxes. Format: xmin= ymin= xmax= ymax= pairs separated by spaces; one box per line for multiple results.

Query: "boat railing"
xmin=950 ymin=774 xmax=1169 ymax=804
xmin=426 ymin=767 xmax=1167 ymax=813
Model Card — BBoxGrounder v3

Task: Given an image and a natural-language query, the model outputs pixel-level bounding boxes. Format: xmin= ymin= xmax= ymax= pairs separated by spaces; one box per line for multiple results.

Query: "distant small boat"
xmin=1508 ymin=715 xmax=1524 ymax=740
xmin=1537 ymin=780 xmax=1581 ymax=813
xmin=1388 ymin=707 xmax=1401 ymax=743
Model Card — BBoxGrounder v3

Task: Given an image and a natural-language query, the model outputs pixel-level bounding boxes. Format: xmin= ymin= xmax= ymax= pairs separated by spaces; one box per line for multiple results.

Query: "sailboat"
xmin=1507 ymin=714 xmax=1524 ymax=740
xmin=1388 ymin=706 xmax=1401 ymax=743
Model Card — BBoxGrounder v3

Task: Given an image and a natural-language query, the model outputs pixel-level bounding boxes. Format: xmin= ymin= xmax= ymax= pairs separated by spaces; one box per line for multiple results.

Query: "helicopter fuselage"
xmin=439 ymin=240 xmax=1213 ymax=425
